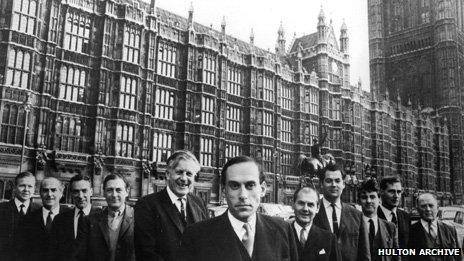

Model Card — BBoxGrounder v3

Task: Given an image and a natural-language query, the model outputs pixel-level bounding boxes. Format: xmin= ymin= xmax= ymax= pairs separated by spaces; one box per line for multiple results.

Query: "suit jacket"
xmin=408 ymin=220 xmax=460 ymax=261
xmin=134 ymin=188 xmax=208 ymax=261
xmin=368 ymin=218 xmax=400 ymax=261
xmin=85 ymin=204 xmax=135 ymax=261
xmin=313 ymin=201 xmax=370 ymax=261
xmin=0 ymin=199 xmax=40 ymax=261
xmin=19 ymin=204 xmax=72 ymax=261
xmin=377 ymin=207 xmax=410 ymax=249
xmin=292 ymin=222 xmax=340 ymax=261
xmin=178 ymin=212 xmax=299 ymax=261
xmin=49 ymin=206 xmax=102 ymax=261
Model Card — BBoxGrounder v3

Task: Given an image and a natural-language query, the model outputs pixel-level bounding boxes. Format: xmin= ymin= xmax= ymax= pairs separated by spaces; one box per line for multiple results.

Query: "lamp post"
xmin=19 ymin=93 xmax=32 ymax=173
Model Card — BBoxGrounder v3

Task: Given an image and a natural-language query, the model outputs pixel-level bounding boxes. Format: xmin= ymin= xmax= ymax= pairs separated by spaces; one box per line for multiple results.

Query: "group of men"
xmin=0 ymin=149 xmax=460 ymax=261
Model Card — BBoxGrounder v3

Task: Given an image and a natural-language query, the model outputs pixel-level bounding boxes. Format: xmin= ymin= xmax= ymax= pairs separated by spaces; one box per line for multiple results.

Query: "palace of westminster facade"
xmin=0 ymin=0 xmax=460 ymax=208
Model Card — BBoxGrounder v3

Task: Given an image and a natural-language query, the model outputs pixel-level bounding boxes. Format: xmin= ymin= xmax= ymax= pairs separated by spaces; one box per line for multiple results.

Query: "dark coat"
xmin=377 ymin=207 xmax=410 ymax=249
xmin=19 ymin=205 xmax=72 ymax=261
xmin=369 ymin=218 xmax=400 ymax=261
xmin=85 ymin=205 xmax=135 ymax=261
xmin=0 ymin=199 xmax=40 ymax=261
xmin=178 ymin=212 xmax=299 ymax=261
xmin=408 ymin=220 xmax=460 ymax=261
xmin=49 ymin=206 xmax=102 ymax=261
xmin=313 ymin=202 xmax=370 ymax=261
xmin=292 ymin=222 xmax=340 ymax=261
xmin=134 ymin=188 xmax=208 ymax=261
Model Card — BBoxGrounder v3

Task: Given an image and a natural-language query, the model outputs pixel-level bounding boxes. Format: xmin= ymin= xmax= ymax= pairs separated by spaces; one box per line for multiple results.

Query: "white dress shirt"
xmin=322 ymin=197 xmax=342 ymax=233
xmin=74 ymin=205 xmax=91 ymax=238
xmin=42 ymin=205 xmax=60 ymax=225
xmin=379 ymin=205 xmax=397 ymax=222
xmin=294 ymin=221 xmax=311 ymax=243
xmin=14 ymin=198 xmax=30 ymax=213
xmin=363 ymin=215 xmax=378 ymax=235
xmin=420 ymin=219 xmax=438 ymax=236
xmin=107 ymin=204 xmax=125 ymax=230
xmin=228 ymin=210 xmax=257 ymax=241
xmin=166 ymin=186 xmax=187 ymax=215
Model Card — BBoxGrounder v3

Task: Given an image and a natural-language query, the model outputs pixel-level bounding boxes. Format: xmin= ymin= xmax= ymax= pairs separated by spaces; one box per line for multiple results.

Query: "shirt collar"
xmin=75 ymin=204 xmax=92 ymax=218
xmin=323 ymin=197 xmax=341 ymax=209
xmin=294 ymin=221 xmax=312 ymax=235
xmin=42 ymin=205 xmax=60 ymax=216
xmin=108 ymin=204 xmax=125 ymax=218
xmin=166 ymin=186 xmax=187 ymax=204
xmin=227 ymin=210 xmax=257 ymax=234
xmin=14 ymin=197 xmax=30 ymax=211
xmin=363 ymin=214 xmax=378 ymax=224
xmin=380 ymin=205 xmax=397 ymax=217
xmin=421 ymin=219 xmax=438 ymax=230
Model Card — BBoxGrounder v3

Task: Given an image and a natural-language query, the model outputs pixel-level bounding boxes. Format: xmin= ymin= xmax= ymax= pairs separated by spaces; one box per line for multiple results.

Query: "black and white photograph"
xmin=0 ymin=0 xmax=463 ymax=260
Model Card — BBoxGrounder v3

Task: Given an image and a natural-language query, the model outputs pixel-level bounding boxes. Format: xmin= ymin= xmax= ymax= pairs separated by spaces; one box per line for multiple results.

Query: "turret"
xmin=340 ymin=19 xmax=348 ymax=53
xmin=276 ymin=21 xmax=286 ymax=56
xmin=317 ymin=6 xmax=327 ymax=41
xmin=221 ymin=16 xmax=226 ymax=35
xmin=188 ymin=2 xmax=194 ymax=29
xmin=250 ymin=28 xmax=255 ymax=45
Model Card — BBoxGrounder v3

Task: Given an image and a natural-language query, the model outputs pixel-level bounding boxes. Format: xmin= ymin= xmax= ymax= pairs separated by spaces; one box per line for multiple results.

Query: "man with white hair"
xmin=408 ymin=193 xmax=459 ymax=261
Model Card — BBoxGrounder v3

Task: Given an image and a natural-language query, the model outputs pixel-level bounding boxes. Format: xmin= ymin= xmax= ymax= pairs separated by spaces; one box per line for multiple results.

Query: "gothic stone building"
xmin=368 ymin=0 xmax=464 ymax=203
xmin=0 ymin=0 xmax=453 ymax=207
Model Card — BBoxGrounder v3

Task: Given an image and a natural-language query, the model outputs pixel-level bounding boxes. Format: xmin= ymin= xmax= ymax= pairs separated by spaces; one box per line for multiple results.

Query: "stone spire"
xmin=340 ymin=19 xmax=349 ymax=53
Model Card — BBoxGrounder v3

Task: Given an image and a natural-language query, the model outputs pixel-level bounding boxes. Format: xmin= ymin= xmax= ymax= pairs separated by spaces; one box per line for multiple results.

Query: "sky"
xmin=153 ymin=0 xmax=370 ymax=90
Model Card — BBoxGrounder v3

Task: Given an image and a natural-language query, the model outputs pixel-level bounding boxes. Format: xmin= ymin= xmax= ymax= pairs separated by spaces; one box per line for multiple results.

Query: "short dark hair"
xmin=379 ymin=176 xmax=402 ymax=190
xmin=358 ymin=179 xmax=379 ymax=197
xmin=221 ymin=156 xmax=265 ymax=187
xmin=15 ymin=172 xmax=35 ymax=185
xmin=69 ymin=174 xmax=92 ymax=188
xmin=318 ymin=162 xmax=345 ymax=182
xmin=103 ymin=174 xmax=130 ymax=190
xmin=293 ymin=185 xmax=320 ymax=205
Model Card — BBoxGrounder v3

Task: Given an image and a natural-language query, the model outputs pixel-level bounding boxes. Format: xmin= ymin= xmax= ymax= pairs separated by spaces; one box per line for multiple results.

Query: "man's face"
xmin=224 ymin=161 xmax=266 ymax=222
xmin=293 ymin=188 xmax=319 ymax=227
xmin=71 ymin=180 xmax=93 ymax=210
xmin=104 ymin=178 xmax=129 ymax=210
xmin=40 ymin=178 xmax=63 ymax=210
xmin=380 ymin=182 xmax=402 ymax=209
xmin=166 ymin=159 xmax=200 ymax=197
xmin=321 ymin=170 xmax=345 ymax=201
xmin=15 ymin=176 xmax=35 ymax=202
xmin=359 ymin=191 xmax=380 ymax=217
xmin=417 ymin=194 xmax=438 ymax=222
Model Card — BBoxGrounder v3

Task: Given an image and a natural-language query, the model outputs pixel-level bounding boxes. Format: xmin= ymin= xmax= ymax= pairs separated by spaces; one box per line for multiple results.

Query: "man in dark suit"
xmin=0 ymin=172 xmax=40 ymax=261
xmin=84 ymin=173 xmax=135 ymax=261
xmin=20 ymin=177 xmax=70 ymax=260
xmin=292 ymin=186 xmax=340 ymax=261
xmin=134 ymin=150 xmax=209 ymax=261
xmin=50 ymin=174 xmax=101 ymax=261
xmin=408 ymin=193 xmax=459 ymax=261
xmin=378 ymin=176 xmax=410 ymax=249
xmin=358 ymin=179 xmax=399 ymax=261
xmin=313 ymin=163 xmax=370 ymax=261
xmin=179 ymin=156 xmax=298 ymax=261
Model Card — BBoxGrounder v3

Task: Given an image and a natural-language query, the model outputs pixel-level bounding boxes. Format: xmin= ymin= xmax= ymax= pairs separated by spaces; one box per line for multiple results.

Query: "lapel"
xmin=159 ymin=189 xmax=185 ymax=233
xmin=378 ymin=219 xmax=391 ymax=248
xmin=377 ymin=207 xmax=387 ymax=220
xmin=290 ymin=222 xmax=303 ymax=251
xmin=64 ymin=210 xmax=76 ymax=239
xmin=253 ymin=214 xmax=277 ymax=260
xmin=97 ymin=208 xmax=111 ymax=249
xmin=315 ymin=201 xmax=331 ymax=231
xmin=212 ymin=213 xmax=242 ymax=260
xmin=338 ymin=203 xmax=349 ymax=236
xmin=186 ymin=194 xmax=202 ymax=223
xmin=37 ymin=207 xmax=47 ymax=232
xmin=305 ymin=225 xmax=319 ymax=251
xmin=413 ymin=221 xmax=428 ymax=246
xmin=118 ymin=205 xmax=133 ymax=241
xmin=437 ymin=221 xmax=448 ymax=245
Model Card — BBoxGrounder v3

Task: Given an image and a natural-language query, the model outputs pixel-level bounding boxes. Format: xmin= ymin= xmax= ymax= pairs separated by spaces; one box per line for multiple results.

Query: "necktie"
xmin=331 ymin=203 xmax=339 ymax=237
xmin=76 ymin=210 xmax=84 ymax=238
xmin=178 ymin=198 xmax=186 ymax=222
xmin=242 ymin=223 xmax=254 ymax=257
xmin=369 ymin=219 xmax=375 ymax=260
xmin=300 ymin=226 xmax=307 ymax=246
xmin=19 ymin=204 xmax=26 ymax=216
xmin=428 ymin=221 xmax=436 ymax=239
xmin=109 ymin=211 xmax=120 ymax=230
xmin=46 ymin=211 xmax=53 ymax=232
xmin=391 ymin=212 xmax=397 ymax=225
